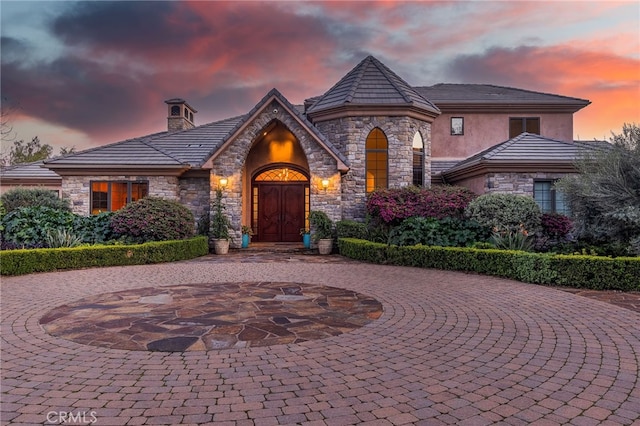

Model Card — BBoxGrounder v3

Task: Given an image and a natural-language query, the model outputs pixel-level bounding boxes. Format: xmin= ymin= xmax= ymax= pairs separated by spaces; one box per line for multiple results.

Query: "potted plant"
xmin=300 ymin=227 xmax=311 ymax=249
xmin=308 ymin=210 xmax=333 ymax=255
xmin=241 ymin=225 xmax=253 ymax=248
xmin=211 ymin=187 xmax=231 ymax=254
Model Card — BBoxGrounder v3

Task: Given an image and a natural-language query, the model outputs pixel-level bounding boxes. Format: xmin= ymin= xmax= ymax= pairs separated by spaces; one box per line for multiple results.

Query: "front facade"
xmin=36 ymin=56 xmax=599 ymax=247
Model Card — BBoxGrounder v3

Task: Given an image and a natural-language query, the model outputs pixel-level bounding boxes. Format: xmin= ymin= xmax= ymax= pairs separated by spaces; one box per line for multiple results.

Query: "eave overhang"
xmin=442 ymin=160 xmax=579 ymax=182
xmin=0 ymin=177 xmax=61 ymax=185
xmin=433 ymin=101 xmax=590 ymax=114
xmin=308 ymin=104 xmax=440 ymax=123
xmin=42 ymin=164 xmax=191 ymax=177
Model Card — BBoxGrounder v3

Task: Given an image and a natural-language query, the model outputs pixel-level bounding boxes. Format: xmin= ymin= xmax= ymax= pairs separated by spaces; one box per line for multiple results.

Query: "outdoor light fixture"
xmin=219 ymin=178 xmax=228 ymax=189
xmin=321 ymin=179 xmax=330 ymax=191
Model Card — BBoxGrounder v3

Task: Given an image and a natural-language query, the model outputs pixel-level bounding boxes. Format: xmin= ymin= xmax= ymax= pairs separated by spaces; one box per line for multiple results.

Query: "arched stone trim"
xmin=208 ymin=100 xmax=343 ymax=246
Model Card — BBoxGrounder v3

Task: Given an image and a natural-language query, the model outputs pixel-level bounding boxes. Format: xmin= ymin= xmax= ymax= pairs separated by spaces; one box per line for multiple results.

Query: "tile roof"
xmin=43 ymin=116 xmax=247 ymax=169
xmin=443 ymin=133 xmax=610 ymax=175
xmin=415 ymin=84 xmax=590 ymax=106
xmin=1 ymin=161 xmax=61 ymax=181
xmin=147 ymin=115 xmax=246 ymax=167
xmin=307 ymin=56 xmax=440 ymax=115
xmin=43 ymin=90 xmax=348 ymax=171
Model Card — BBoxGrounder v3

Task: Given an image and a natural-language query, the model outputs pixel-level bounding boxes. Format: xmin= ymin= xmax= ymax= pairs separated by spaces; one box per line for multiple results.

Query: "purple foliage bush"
xmin=110 ymin=197 xmax=195 ymax=243
xmin=366 ymin=186 xmax=477 ymax=224
xmin=540 ymin=213 xmax=573 ymax=239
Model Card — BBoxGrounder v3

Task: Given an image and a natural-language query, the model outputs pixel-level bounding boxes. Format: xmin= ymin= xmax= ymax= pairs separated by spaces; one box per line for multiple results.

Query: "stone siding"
xmin=315 ymin=116 xmax=432 ymax=221
xmin=63 ymin=175 xmax=180 ymax=216
xmin=486 ymin=172 xmax=570 ymax=196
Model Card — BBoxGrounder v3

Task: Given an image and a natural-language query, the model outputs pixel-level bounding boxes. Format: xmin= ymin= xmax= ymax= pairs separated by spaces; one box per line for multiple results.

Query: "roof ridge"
xmin=371 ymin=57 xmax=413 ymax=104
xmin=139 ymin=137 xmax=185 ymax=164
xmin=345 ymin=57 xmax=370 ymax=103
xmin=418 ymin=83 xmax=589 ymax=103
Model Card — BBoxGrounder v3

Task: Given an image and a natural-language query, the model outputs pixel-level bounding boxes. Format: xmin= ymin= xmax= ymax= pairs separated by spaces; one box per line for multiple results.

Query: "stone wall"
xmin=209 ymin=100 xmax=342 ymax=247
xmin=315 ymin=115 xmax=432 ymax=221
xmin=63 ymin=175 xmax=180 ymax=216
xmin=178 ymin=176 xmax=210 ymax=227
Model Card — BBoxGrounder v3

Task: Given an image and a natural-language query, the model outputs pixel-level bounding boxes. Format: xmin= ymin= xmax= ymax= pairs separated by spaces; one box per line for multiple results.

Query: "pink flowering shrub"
xmin=366 ymin=186 xmax=477 ymax=224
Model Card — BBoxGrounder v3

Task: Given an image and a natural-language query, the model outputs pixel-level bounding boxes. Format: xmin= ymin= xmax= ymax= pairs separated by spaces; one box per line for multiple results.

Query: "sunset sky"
xmin=1 ymin=1 xmax=639 ymax=154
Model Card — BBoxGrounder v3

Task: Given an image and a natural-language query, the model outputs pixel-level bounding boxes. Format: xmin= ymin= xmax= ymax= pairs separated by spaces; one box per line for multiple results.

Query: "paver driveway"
xmin=2 ymin=255 xmax=639 ymax=425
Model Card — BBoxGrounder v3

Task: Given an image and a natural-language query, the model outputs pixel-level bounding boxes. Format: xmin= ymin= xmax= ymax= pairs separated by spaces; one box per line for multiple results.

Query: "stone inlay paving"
xmin=39 ymin=282 xmax=383 ymax=352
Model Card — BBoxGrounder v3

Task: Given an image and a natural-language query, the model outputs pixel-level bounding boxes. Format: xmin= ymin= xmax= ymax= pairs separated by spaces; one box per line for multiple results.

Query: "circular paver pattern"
xmin=2 ymin=256 xmax=639 ymax=425
xmin=39 ymin=282 xmax=383 ymax=351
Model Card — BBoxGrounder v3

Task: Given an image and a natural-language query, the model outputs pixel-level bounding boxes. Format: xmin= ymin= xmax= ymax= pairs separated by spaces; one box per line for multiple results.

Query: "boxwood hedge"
xmin=338 ymin=238 xmax=640 ymax=291
xmin=1 ymin=236 xmax=209 ymax=276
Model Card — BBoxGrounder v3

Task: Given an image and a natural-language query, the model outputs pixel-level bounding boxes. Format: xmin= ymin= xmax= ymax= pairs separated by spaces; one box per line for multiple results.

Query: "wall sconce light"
xmin=219 ymin=178 xmax=228 ymax=189
xmin=321 ymin=179 xmax=330 ymax=191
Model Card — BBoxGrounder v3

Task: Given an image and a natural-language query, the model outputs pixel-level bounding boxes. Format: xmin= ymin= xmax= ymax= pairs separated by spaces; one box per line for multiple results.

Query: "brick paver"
xmin=1 ymin=255 xmax=639 ymax=425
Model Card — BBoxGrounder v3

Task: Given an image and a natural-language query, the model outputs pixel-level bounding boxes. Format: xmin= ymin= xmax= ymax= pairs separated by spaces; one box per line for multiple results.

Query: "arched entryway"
xmin=251 ymin=165 xmax=310 ymax=242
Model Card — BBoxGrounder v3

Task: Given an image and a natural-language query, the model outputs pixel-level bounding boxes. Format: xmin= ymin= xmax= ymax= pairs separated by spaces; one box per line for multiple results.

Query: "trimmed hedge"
xmin=338 ymin=238 xmax=640 ymax=291
xmin=1 ymin=236 xmax=209 ymax=276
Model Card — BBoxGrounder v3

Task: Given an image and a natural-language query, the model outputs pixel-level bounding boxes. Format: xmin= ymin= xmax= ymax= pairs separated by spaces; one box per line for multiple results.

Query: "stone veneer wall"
xmin=486 ymin=172 xmax=570 ymax=196
xmin=209 ymin=100 xmax=342 ymax=248
xmin=178 ymin=177 xmax=210 ymax=227
xmin=314 ymin=115 xmax=432 ymax=221
xmin=63 ymin=175 xmax=180 ymax=216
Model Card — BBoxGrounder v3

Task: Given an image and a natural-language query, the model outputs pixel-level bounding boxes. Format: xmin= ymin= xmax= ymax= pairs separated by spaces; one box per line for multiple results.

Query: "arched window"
xmin=366 ymin=128 xmax=388 ymax=192
xmin=412 ymin=131 xmax=424 ymax=186
xmin=170 ymin=105 xmax=180 ymax=116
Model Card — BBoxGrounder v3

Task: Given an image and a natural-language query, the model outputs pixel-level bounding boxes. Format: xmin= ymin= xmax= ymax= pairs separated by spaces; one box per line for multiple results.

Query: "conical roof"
xmin=307 ymin=56 xmax=440 ymax=117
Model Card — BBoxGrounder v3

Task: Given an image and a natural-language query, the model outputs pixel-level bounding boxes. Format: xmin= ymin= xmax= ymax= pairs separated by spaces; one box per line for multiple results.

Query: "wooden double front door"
xmin=255 ymin=183 xmax=307 ymax=242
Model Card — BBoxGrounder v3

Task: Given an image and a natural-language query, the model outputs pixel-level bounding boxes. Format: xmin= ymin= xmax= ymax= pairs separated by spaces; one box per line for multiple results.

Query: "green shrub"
xmin=308 ymin=210 xmax=334 ymax=241
xmin=1 ymin=206 xmax=76 ymax=248
xmin=210 ymin=188 xmax=230 ymax=240
xmin=0 ymin=237 xmax=209 ymax=275
xmin=73 ymin=212 xmax=117 ymax=244
xmin=110 ymin=197 xmax=195 ymax=243
xmin=338 ymin=238 xmax=639 ymax=291
xmin=336 ymin=220 xmax=368 ymax=239
xmin=466 ymin=193 xmax=541 ymax=234
xmin=388 ymin=216 xmax=490 ymax=247
xmin=1 ymin=187 xmax=70 ymax=213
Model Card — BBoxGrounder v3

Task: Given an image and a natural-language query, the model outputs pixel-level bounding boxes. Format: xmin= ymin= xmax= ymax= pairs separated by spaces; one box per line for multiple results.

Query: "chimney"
xmin=165 ymin=98 xmax=197 ymax=132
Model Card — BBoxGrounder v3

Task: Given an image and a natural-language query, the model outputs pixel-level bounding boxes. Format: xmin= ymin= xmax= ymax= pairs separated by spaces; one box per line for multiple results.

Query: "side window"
xmin=412 ymin=131 xmax=424 ymax=186
xmin=90 ymin=181 xmax=149 ymax=214
xmin=365 ymin=128 xmax=388 ymax=192
xmin=451 ymin=117 xmax=464 ymax=135
xmin=509 ymin=117 xmax=540 ymax=138
xmin=534 ymin=180 xmax=569 ymax=215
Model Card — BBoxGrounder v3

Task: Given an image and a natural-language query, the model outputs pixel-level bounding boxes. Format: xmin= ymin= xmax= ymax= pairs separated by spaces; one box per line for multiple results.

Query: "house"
xmin=37 ymin=55 xmax=600 ymax=247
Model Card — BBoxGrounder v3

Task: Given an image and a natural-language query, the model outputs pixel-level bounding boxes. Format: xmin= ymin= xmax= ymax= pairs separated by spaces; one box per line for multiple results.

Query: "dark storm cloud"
xmin=51 ymin=1 xmax=209 ymax=52
xmin=1 ymin=1 xmax=356 ymax=145
xmin=0 ymin=36 xmax=29 ymax=64
xmin=1 ymin=54 xmax=150 ymax=136
xmin=445 ymin=46 xmax=537 ymax=87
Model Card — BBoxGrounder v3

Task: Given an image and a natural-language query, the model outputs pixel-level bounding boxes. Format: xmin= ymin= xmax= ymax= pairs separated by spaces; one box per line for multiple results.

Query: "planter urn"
xmin=213 ymin=239 xmax=230 ymax=255
xmin=317 ymin=238 xmax=333 ymax=255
